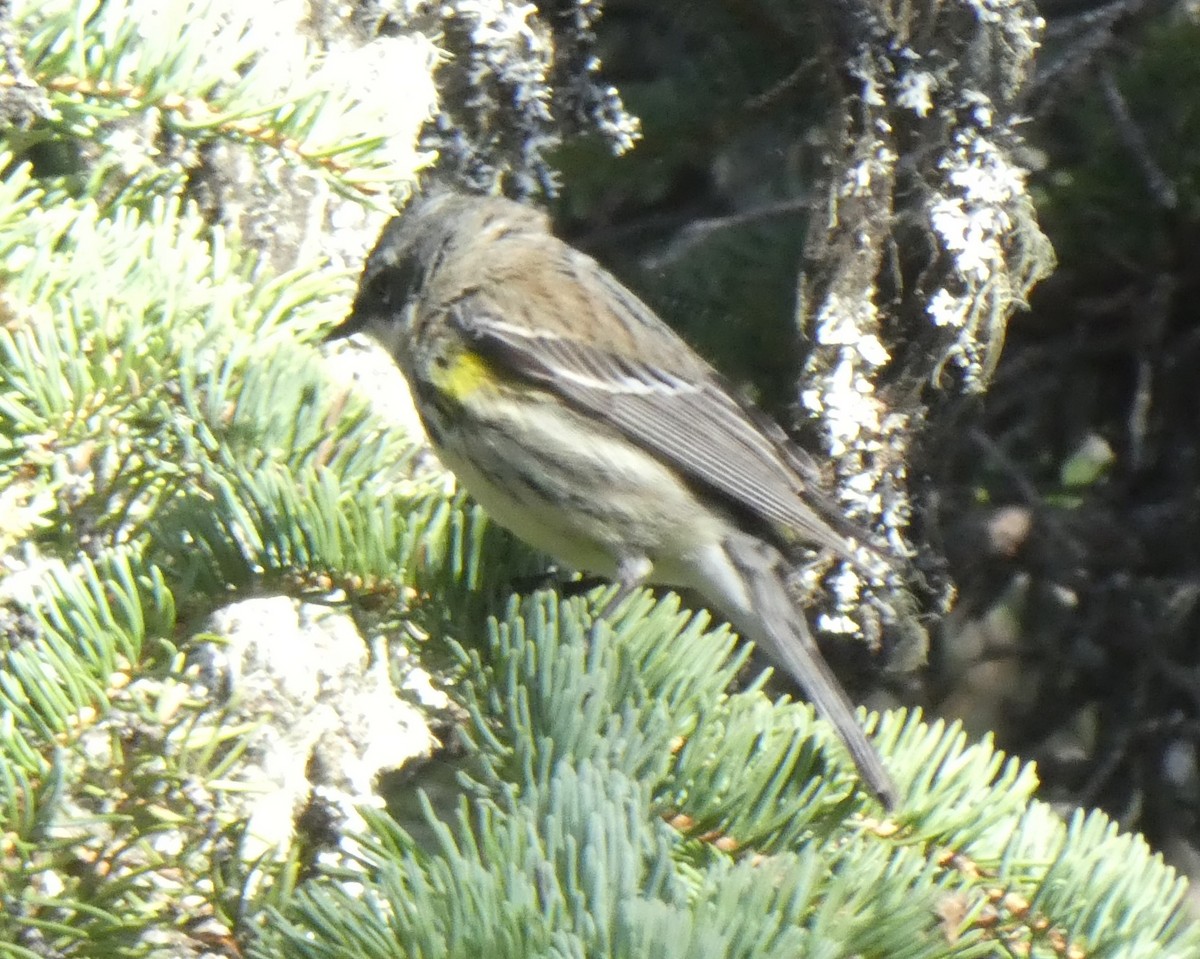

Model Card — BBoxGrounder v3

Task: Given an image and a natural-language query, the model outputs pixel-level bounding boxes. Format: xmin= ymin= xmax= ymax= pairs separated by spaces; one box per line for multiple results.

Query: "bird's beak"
xmin=325 ymin=308 xmax=365 ymax=342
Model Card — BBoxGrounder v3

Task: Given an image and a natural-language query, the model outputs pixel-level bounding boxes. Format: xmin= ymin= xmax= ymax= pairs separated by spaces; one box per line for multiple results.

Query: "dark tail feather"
xmin=734 ymin=548 xmax=897 ymax=810
xmin=767 ymin=614 xmax=897 ymax=810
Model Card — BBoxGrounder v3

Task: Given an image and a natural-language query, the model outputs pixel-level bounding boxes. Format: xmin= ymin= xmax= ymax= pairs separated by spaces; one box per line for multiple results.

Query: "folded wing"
xmin=449 ymin=292 xmax=877 ymax=568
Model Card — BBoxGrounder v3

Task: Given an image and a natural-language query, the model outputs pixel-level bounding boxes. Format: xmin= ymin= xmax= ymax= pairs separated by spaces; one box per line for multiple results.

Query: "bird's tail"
xmin=755 ymin=607 xmax=896 ymax=810
xmin=711 ymin=535 xmax=897 ymax=810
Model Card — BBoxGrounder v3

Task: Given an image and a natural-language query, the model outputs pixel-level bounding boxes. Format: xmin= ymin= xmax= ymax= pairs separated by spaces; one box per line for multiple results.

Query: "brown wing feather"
xmin=449 ymin=299 xmax=875 ymax=567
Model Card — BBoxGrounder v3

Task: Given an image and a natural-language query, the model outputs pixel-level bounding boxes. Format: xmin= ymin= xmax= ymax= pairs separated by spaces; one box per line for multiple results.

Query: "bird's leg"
xmin=558 ymin=574 xmax=610 ymax=598
xmin=596 ymin=555 xmax=653 ymax=619
xmin=509 ymin=565 xmax=589 ymax=595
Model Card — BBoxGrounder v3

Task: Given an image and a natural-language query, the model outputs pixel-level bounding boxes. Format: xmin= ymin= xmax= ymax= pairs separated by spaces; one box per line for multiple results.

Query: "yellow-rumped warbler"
xmin=329 ymin=191 xmax=897 ymax=809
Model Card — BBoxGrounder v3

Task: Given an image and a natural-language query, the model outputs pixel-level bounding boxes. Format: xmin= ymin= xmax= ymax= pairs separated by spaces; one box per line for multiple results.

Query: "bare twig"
xmin=1099 ymin=66 xmax=1178 ymax=211
xmin=643 ymin=195 xmax=812 ymax=269
xmin=1025 ymin=0 xmax=1156 ymax=113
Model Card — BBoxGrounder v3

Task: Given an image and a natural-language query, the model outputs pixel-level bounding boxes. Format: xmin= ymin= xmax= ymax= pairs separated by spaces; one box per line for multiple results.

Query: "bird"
xmin=327 ymin=190 xmax=898 ymax=809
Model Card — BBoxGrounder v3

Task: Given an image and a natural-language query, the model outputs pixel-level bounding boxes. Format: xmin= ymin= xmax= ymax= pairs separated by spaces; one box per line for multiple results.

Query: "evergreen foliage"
xmin=0 ymin=2 xmax=1194 ymax=957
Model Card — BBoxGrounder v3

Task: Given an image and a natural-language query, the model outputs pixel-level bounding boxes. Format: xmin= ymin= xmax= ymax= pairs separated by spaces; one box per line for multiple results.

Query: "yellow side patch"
xmin=429 ymin=348 xmax=495 ymax=403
